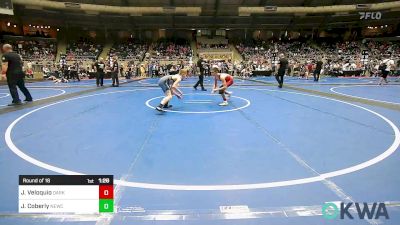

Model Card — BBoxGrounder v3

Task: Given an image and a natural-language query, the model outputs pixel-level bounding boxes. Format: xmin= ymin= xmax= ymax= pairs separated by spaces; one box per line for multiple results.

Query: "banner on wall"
xmin=199 ymin=52 xmax=233 ymax=60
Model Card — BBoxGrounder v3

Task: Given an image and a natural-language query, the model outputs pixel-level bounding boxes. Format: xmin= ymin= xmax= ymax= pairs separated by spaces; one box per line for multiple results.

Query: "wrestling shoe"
xmin=8 ymin=101 xmax=23 ymax=106
xmin=219 ymin=101 xmax=228 ymax=106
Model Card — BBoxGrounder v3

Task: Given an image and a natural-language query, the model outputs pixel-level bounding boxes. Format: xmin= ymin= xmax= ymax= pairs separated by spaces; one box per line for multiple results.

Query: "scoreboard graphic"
xmin=19 ymin=175 xmax=114 ymax=214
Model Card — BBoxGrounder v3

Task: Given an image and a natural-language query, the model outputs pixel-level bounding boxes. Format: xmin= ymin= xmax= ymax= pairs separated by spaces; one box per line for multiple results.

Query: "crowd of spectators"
xmin=235 ymin=40 xmax=322 ymax=76
xmin=197 ymin=43 xmax=229 ymax=49
xmin=151 ymin=41 xmax=192 ymax=61
xmin=109 ymin=40 xmax=148 ymax=61
xmin=237 ymin=41 xmax=322 ymax=62
xmin=367 ymin=40 xmax=400 ymax=58
xmin=142 ymin=60 xmax=187 ymax=77
xmin=235 ymin=39 xmax=399 ymax=77
xmin=66 ymin=38 xmax=103 ymax=61
xmin=319 ymin=41 xmax=362 ymax=62
xmin=1 ymin=38 xmax=57 ymax=62
xmin=196 ymin=37 xmax=229 ymax=50
xmin=1 ymin=34 xmax=398 ymax=79
xmin=318 ymin=40 xmax=399 ymax=76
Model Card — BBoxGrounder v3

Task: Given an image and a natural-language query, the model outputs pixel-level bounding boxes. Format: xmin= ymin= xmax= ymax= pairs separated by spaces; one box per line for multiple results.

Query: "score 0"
xmin=99 ymin=184 xmax=114 ymax=213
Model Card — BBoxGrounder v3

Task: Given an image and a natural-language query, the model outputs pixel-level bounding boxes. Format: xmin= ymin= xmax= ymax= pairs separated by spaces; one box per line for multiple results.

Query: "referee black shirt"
xmin=2 ymin=52 xmax=24 ymax=80
xmin=278 ymin=57 xmax=288 ymax=73
xmin=315 ymin=60 xmax=323 ymax=71
xmin=95 ymin=62 xmax=105 ymax=73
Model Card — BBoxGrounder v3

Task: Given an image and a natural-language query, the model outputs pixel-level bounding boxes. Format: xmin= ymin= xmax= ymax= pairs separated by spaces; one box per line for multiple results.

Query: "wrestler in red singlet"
xmin=211 ymin=66 xmax=234 ymax=106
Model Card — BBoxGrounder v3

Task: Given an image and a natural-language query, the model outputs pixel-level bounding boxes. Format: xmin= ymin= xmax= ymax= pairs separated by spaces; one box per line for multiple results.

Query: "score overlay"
xmin=19 ymin=175 xmax=114 ymax=214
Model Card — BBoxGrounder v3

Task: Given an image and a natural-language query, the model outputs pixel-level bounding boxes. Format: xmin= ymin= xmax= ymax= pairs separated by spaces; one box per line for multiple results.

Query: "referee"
xmin=1 ymin=44 xmax=32 ymax=106
xmin=193 ymin=57 xmax=207 ymax=91
xmin=111 ymin=56 xmax=119 ymax=87
xmin=275 ymin=53 xmax=288 ymax=88
xmin=313 ymin=58 xmax=323 ymax=82
xmin=95 ymin=57 xmax=105 ymax=87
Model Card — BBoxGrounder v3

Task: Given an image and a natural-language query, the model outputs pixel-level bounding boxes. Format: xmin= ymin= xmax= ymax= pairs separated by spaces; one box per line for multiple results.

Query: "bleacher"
xmin=66 ymin=38 xmax=103 ymax=61
xmin=1 ymin=36 xmax=57 ymax=65
xmin=150 ymin=40 xmax=192 ymax=63
xmin=108 ymin=40 xmax=148 ymax=62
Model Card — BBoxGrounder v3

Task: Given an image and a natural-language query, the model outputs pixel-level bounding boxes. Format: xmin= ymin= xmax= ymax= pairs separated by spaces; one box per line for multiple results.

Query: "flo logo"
xmin=322 ymin=202 xmax=389 ymax=220
xmin=359 ymin=12 xmax=382 ymax=20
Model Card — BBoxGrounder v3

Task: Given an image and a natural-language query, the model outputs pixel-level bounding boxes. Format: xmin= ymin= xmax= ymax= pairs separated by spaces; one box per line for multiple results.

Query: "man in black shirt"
xmin=63 ymin=65 xmax=70 ymax=80
xmin=75 ymin=61 xmax=81 ymax=81
xmin=69 ymin=62 xmax=80 ymax=81
xmin=111 ymin=56 xmax=119 ymax=87
xmin=193 ymin=57 xmax=207 ymax=91
xmin=1 ymin=44 xmax=33 ymax=106
xmin=275 ymin=54 xmax=288 ymax=88
xmin=204 ymin=63 xmax=210 ymax=76
xmin=314 ymin=59 xmax=323 ymax=82
xmin=95 ymin=58 xmax=105 ymax=87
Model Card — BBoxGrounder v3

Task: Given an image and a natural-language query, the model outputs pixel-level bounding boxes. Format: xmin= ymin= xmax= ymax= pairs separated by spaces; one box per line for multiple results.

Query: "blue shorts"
xmin=158 ymin=80 xmax=171 ymax=93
